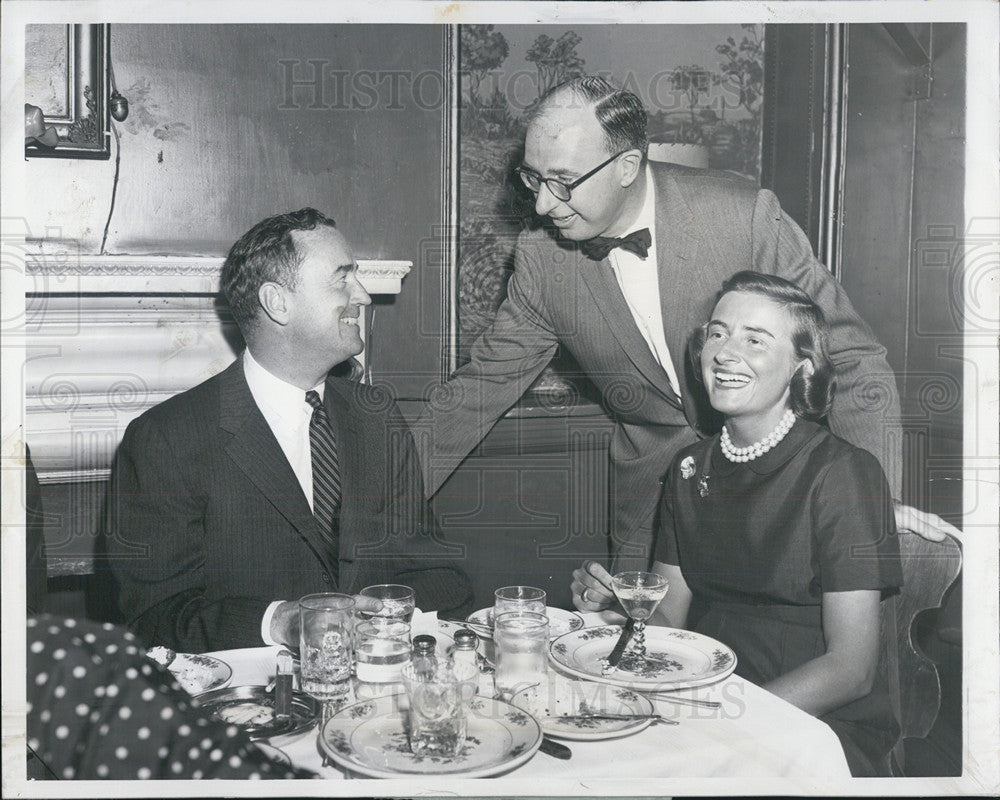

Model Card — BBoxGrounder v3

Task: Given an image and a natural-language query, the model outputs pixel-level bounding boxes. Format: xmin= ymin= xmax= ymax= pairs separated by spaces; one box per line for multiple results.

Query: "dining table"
xmin=200 ymin=609 xmax=851 ymax=791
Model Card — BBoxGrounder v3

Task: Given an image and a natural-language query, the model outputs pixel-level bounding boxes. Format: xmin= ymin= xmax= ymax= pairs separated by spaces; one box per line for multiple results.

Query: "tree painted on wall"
xmin=461 ymin=24 xmax=510 ymax=107
xmin=716 ymin=24 xmax=764 ymax=119
xmin=646 ymin=26 xmax=764 ymax=176
xmin=714 ymin=24 xmax=764 ymax=176
xmin=670 ymin=65 xmax=718 ymax=126
xmin=458 ymin=25 xmax=521 ymax=365
xmin=525 ymin=32 xmax=585 ymax=98
xmin=457 ymin=26 xmax=589 ymax=394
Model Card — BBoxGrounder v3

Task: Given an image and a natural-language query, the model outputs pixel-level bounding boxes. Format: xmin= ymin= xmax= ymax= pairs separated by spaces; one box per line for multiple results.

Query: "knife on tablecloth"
xmin=606 ymin=618 xmax=635 ymax=669
xmin=538 ymin=735 xmax=573 ymax=759
xmin=543 ymin=713 xmax=677 ymax=726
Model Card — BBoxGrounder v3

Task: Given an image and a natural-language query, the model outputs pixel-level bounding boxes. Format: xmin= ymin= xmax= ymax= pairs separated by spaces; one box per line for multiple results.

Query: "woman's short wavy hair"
xmin=689 ymin=271 xmax=836 ymax=420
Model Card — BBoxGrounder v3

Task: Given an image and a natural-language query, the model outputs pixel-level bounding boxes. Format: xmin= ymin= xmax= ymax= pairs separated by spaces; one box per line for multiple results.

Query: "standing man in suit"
xmin=108 ymin=208 xmax=472 ymax=653
xmin=417 ymin=76 xmax=957 ymax=585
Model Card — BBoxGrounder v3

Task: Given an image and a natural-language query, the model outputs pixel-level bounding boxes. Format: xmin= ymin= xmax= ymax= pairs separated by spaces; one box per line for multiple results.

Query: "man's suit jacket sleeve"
xmin=751 ymin=188 xmax=902 ymax=497
xmin=108 ymin=416 xmax=271 ymax=653
xmin=376 ymin=400 xmax=475 ymax=616
xmin=415 ymin=240 xmax=560 ymax=497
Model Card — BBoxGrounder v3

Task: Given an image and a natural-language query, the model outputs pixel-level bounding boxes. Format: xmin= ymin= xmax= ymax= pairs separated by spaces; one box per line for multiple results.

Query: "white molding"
xmin=24 ymin=254 xmax=411 ymax=295
xmin=24 ymin=254 xmax=411 ymax=480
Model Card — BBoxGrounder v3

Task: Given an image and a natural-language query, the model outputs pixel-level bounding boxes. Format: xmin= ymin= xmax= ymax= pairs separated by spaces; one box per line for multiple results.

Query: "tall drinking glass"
xmin=354 ymin=620 xmax=411 ymax=685
xmin=299 ymin=593 xmax=355 ymax=710
xmin=493 ymin=585 xmax=546 ymax=622
xmin=359 ymin=584 xmax=416 ymax=625
xmin=493 ymin=611 xmax=549 ymax=699
xmin=402 ymin=660 xmax=479 ymax=758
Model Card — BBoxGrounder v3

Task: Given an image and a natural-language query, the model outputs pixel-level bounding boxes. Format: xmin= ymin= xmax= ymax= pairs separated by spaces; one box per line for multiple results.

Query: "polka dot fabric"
xmin=26 ymin=615 xmax=315 ymax=780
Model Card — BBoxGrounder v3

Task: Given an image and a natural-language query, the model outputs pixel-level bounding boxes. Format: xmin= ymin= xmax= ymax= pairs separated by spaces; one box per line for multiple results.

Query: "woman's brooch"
xmin=681 ymin=455 xmax=710 ymax=497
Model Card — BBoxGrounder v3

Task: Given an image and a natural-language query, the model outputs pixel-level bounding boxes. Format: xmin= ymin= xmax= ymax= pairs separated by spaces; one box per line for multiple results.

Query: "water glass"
xmin=354 ymin=620 xmax=411 ymax=684
xmin=401 ymin=660 xmax=479 ymax=758
xmin=493 ymin=585 xmax=546 ymax=621
xmin=359 ymin=583 xmax=416 ymax=624
xmin=299 ymin=593 xmax=355 ymax=702
xmin=493 ymin=611 xmax=549 ymax=699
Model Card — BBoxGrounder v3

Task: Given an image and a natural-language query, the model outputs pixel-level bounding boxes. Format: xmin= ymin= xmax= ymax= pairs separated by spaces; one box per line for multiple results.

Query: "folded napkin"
xmin=409 ymin=608 xmax=438 ymax=637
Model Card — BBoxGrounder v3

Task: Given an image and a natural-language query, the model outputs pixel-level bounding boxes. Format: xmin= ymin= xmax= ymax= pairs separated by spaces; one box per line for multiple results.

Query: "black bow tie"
xmin=580 ymin=227 xmax=651 ymax=261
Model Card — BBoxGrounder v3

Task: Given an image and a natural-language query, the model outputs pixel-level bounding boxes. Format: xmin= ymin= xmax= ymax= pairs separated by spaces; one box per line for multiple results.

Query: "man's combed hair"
xmin=689 ymin=271 xmax=836 ymax=420
xmin=221 ymin=208 xmax=337 ymax=331
xmin=530 ymin=75 xmax=648 ymax=157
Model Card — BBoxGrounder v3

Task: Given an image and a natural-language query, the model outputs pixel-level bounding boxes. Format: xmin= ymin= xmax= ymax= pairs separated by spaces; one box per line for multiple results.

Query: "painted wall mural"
xmin=456 ymin=24 xmax=765 ymax=402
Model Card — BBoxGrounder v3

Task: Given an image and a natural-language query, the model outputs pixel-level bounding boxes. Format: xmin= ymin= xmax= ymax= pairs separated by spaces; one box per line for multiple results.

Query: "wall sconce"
xmin=108 ymin=33 xmax=129 ymax=121
xmin=110 ymin=91 xmax=129 ymax=122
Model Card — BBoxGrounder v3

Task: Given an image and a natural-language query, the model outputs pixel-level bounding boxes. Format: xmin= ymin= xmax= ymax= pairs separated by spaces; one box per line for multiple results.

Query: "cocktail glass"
xmin=610 ymin=571 xmax=668 ymax=665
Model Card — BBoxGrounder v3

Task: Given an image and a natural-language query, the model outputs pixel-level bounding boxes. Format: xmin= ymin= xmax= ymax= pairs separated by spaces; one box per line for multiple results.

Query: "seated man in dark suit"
xmin=108 ymin=208 xmax=472 ymax=653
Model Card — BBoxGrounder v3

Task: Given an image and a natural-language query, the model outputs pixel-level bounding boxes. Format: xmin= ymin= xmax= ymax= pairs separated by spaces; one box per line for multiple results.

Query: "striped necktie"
xmin=305 ymin=390 xmax=341 ymax=557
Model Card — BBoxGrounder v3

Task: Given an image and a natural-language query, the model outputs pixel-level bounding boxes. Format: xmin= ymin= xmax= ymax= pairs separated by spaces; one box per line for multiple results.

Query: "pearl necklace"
xmin=720 ymin=409 xmax=796 ymax=463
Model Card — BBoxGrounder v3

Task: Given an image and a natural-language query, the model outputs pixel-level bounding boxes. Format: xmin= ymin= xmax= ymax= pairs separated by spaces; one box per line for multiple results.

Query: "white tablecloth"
xmin=206 ymin=611 xmax=850 ymax=787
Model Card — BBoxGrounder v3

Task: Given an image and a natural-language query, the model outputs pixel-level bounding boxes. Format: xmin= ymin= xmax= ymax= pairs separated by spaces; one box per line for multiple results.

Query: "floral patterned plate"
xmin=510 ymin=675 xmax=654 ymax=740
xmin=467 ymin=607 xmax=585 ymax=640
xmin=548 ymin=626 xmax=737 ymax=691
xmin=319 ymin=693 xmax=542 ymax=778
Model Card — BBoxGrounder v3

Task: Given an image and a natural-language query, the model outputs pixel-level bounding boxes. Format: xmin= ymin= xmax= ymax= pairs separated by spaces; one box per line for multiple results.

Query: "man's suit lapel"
xmin=217 ymin=359 xmax=333 ymax=569
xmin=651 ymin=165 xmax=717 ymax=426
xmin=576 ymin=245 xmax=682 ymax=409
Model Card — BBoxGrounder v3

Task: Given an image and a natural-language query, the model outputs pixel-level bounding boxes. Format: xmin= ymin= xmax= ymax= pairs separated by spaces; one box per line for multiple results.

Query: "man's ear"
xmin=798 ymin=359 xmax=815 ymax=378
xmin=258 ymin=282 xmax=290 ymax=326
xmin=619 ymin=149 xmax=644 ymax=187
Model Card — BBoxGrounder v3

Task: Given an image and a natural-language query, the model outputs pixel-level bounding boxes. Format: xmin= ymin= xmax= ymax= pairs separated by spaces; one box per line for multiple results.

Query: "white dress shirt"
xmin=606 ymin=164 xmax=683 ymax=401
xmin=242 ymin=348 xmax=325 ymax=643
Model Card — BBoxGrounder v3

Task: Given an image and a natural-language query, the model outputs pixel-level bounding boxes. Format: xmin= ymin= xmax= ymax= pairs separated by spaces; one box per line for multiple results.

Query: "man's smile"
xmin=550 ymin=212 xmax=577 ymax=226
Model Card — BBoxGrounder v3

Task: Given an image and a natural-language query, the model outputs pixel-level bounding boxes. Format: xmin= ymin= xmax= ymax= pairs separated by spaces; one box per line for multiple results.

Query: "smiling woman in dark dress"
xmin=645 ymin=271 xmax=903 ymax=776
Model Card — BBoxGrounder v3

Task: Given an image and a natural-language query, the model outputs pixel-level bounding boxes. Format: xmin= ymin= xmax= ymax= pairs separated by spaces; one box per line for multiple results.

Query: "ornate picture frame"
xmin=25 ymin=24 xmax=111 ymax=160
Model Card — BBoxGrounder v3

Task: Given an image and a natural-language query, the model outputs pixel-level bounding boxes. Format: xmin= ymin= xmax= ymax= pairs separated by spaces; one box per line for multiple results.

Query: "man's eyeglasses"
xmin=515 ymin=151 xmax=627 ymax=202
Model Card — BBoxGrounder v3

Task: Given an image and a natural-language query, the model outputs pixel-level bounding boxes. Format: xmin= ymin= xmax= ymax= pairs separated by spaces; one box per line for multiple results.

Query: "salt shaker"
xmin=410 ymin=634 xmax=437 ymax=680
xmin=447 ymin=628 xmax=479 ymax=673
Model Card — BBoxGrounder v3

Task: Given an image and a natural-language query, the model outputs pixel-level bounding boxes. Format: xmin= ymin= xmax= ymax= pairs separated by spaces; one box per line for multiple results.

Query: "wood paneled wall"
xmin=838 ymin=24 xmax=965 ymax=520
